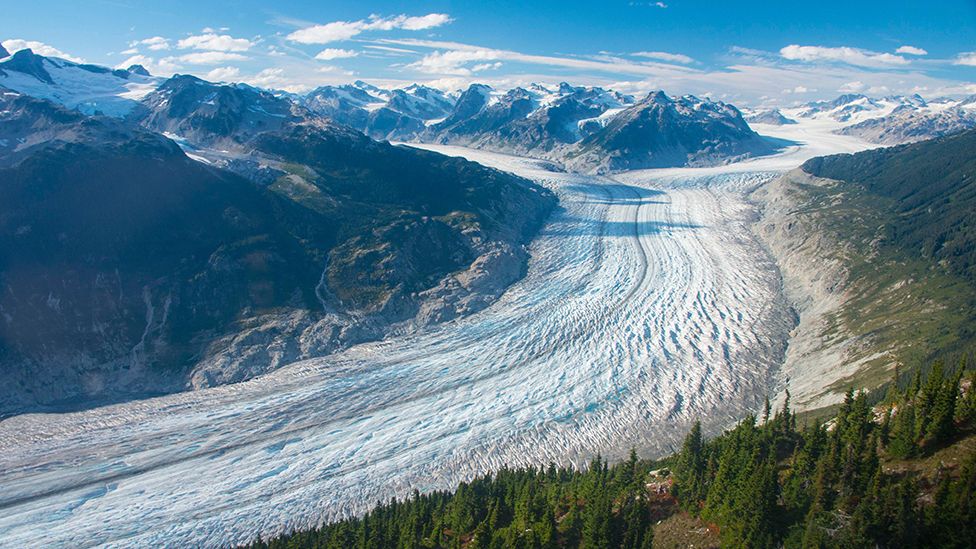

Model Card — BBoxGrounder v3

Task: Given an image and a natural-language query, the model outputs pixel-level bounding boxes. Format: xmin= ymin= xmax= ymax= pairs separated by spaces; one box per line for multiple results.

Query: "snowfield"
xmin=0 ymin=125 xmax=873 ymax=548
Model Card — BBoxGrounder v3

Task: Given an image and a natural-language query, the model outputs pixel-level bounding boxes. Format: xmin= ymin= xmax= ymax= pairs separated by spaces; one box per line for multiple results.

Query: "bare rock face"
xmin=751 ymin=170 xmax=863 ymax=411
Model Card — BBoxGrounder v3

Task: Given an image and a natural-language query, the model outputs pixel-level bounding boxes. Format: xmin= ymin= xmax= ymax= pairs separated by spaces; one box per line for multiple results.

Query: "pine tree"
xmin=887 ymin=402 xmax=917 ymax=459
xmin=673 ymin=420 xmax=706 ymax=512
xmin=927 ymin=368 xmax=962 ymax=446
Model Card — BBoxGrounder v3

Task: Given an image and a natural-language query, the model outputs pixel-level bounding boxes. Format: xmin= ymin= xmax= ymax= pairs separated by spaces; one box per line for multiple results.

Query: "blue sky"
xmin=3 ymin=0 xmax=976 ymax=104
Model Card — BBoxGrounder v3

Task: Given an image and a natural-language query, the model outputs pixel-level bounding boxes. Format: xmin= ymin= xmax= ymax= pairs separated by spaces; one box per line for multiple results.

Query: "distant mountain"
xmin=0 ymin=43 xmax=9 ymax=59
xmin=0 ymin=84 xmax=555 ymax=414
xmin=421 ymin=83 xmax=635 ymax=157
xmin=0 ymin=48 xmax=160 ymax=116
xmin=0 ymin=51 xmax=776 ymax=172
xmin=836 ymin=105 xmax=976 ymax=144
xmin=786 ymin=93 xmax=976 ymax=144
xmin=567 ymin=91 xmax=776 ymax=172
xmin=301 ymin=80 xmax=455 ymax=141
xmin=744 ymin=108 xmax=796 ymax=125
xmin=129 ymin=74 xmax=309 ymax=148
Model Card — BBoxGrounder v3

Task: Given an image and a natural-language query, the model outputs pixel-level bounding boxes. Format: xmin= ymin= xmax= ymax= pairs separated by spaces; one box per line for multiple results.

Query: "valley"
xmin=0 ymin=123 xmax=874 ymax=547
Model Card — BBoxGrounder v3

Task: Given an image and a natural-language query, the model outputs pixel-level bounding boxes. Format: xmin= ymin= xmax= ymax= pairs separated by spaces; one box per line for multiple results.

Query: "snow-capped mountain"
xmin=567 ymin=91 xmax=775 ymax=172
xmin=744 ymin=108 xmax=796 ymax=125
xmin=301 ymin=80 xmax=455 ymax=140
xmin=782 ymin=93 xmax=976 ymax=144
xmin=420 ymin=82 xmax=637 ymax=156
xmin=129 ymin=74 xmax=309 ymax=148
xmin=0 ymin=79 xmax=555 ymax=414
xmin=0 ymin=48 xmax=160 ymax=116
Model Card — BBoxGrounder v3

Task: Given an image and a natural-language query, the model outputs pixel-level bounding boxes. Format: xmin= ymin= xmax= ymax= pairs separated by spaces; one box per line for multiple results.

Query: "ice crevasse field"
xmin=0 ymin=121 xmax=875 ymax=547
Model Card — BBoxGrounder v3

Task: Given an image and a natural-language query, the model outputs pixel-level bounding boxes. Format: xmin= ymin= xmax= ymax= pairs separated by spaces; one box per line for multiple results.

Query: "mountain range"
xmin=0 ymin=51 xmax=556 ymax=414
xmin=3 ymin=46 xmax=976 ymax=413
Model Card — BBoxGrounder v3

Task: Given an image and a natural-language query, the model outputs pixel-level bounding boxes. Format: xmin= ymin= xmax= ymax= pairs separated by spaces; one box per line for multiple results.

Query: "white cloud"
xmin=780 ymin=44 xmax=909 ymax=68
xmin=838 ymin=81 xmax=866 ymax=92
xmin=113 ymin=54 xmax=181 ymax=75
xmin=286 ymin=13 xmax=452 ymax=44
xmin=1 ymin=39 xmax=85 ymax=63
xmin=206 ymin=66 xmax=241 ymax=81
xmin=954 ymin=52 xmax=976 ymax=66
xmin=409 ymin=48 xmax=506 ymax=75
xmin=896 ymin=45 xmax=927 ymax=56
xmin=173 ymin=51 xmax=248 ymax=65
xmin=387 ymin=38 xmax=699 ymax=78
xmin=240 ymin=67 xmax=321 ymax=93
xmin=121 ymin=48 xmax=139 ymax=55
xmin=139 ymin=36 xmax=171 ymax=51
xmin=398 ymin=13 xmax=453 ymax=30
xmin=178 ymin=32 xmax=252 ymax=52
xmin=632 ymin=51 xmax=694 ymax=64
xmin=363 ymin=45 xmax=418 ymax=55
xmin=315 ymin=48 xmax=358 ymax=60
xmin=471 ymin=62 xmax=503 ymax=72
xmin=115 ymin=54 xmax=153 ymax=70
xmin=289 ymin=21 xmax=363 ymax=44
xmin=782 ymin=85 xmax=815 ymax=94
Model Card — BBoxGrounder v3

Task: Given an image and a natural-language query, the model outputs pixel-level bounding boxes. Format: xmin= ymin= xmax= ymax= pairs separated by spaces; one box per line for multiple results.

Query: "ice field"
xmin=0 ymin=127 xmax=873 ymax=547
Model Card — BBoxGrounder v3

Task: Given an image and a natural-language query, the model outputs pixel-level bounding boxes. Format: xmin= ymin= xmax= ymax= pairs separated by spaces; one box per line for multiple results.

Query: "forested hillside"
xmin=801 ymin=129 xmax=976 ymax=286
xmin=244 ymin=360 xmax=976 ymax=549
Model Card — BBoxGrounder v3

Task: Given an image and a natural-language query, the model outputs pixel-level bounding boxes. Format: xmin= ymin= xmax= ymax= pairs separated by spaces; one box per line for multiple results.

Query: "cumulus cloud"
xmin=115 ymin=54 xmax=154 ymax=70
xmin=287 ymin=13 xmax=452 ymax=44
xmin=838 ymin=81 xmax=866 ymax=92
xmin=315 ymin=48 xmax=358 ymax=60
xmin=632 ymin=51 xmax=694 ymax=64
xmin=174 ymin=51 xmax=248 ymax=65
xmin=954 ymin=52 xmax=976 ymax=66
xmin=779 ymin=44 xmax=908 ymax=68
xmin=896 ymin=45 xmax=927 ymax=56
xmin=1 ymin=39 xmax=85 ymax=63
xmin=139 ymin=36 xmax=171 ymax=51
xmin=178 ymin=32 xmax=252 ymax=52
xmin=206 ymin=66 xmax=241 ymax=81
xmin=114 ymin=54 xmax=180 ymax=75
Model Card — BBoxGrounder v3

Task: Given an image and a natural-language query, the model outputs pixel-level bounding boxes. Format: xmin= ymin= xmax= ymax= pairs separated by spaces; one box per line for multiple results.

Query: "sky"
xmin=3 ymin=0 xmax=976 ymax=105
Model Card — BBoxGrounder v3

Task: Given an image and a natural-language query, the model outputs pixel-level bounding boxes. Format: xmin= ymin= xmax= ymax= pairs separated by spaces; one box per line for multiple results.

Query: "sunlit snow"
xmin=0 ymin=122 xmax=875 ymax=548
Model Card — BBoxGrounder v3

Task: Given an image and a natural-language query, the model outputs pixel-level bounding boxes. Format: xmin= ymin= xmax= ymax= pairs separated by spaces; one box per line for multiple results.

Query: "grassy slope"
xmin=784 ymin=130 xmax=976 ymax=400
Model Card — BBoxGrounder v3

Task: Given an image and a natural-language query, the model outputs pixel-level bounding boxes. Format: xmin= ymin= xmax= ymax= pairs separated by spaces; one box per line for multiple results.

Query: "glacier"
xmin=0 ymin=125 xmax=874 ymax=548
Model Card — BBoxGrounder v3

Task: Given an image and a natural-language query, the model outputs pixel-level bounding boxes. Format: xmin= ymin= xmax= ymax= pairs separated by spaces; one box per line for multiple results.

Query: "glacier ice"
xmin=0 ymin=128 xmax=872 ymax=548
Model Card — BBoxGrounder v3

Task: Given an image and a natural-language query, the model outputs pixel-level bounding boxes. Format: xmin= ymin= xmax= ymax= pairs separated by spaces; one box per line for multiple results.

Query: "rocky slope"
xmin=752 ymin=129 xmax=976 ymax=411
xmin=0 ymin=88 xmax=555 ymax=415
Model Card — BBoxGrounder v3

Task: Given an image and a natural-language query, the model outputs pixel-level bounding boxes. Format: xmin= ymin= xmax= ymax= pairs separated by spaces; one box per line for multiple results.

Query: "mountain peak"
xmin=127 ymin=64 xmax=150 ymax=76
xmin=646 ymin=90 xmax=672 ymax=104
xmin=2 ymin=49 xmax=55 ymax=84
xmin=0 ymin=43 xmax=9 ymax=59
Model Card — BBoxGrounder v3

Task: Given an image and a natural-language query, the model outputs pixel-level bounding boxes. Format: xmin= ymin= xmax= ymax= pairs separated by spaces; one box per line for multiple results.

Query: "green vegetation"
xmin=672 ymin=364 xmax=976 ymax=549
xmin=789 ymin=129 xmax=976 ymax=394
xmin=243 ymin=362 xmax=976 ymax=549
